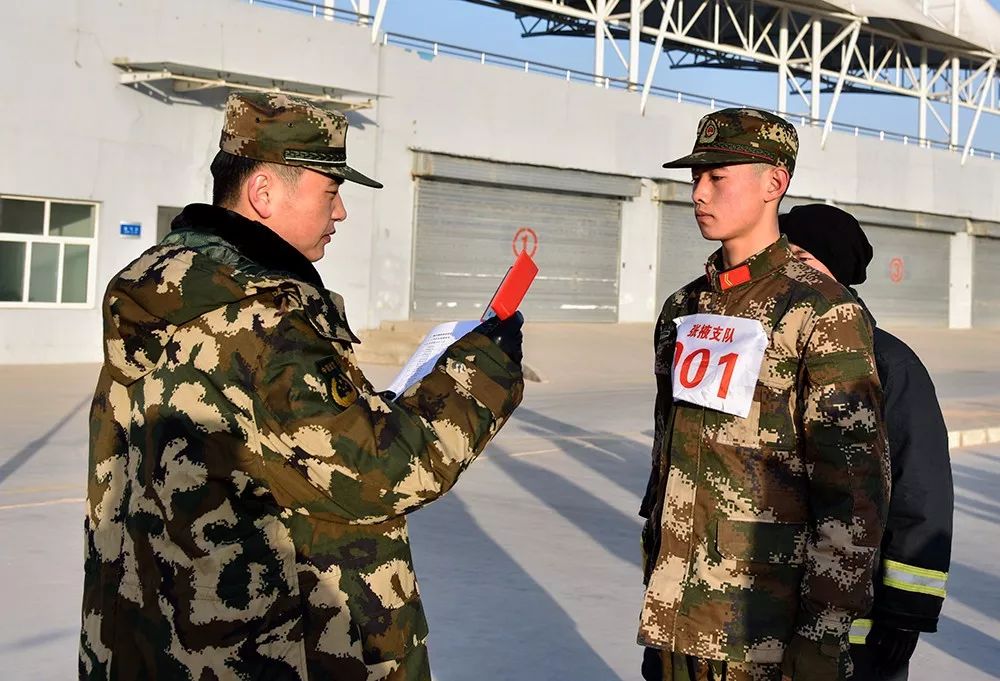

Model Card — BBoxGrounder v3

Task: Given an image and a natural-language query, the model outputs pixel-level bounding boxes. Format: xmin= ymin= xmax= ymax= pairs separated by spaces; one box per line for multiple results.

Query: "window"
xmin=157 ymin=205 xmax=184 ymax=242
xmin=0 ymin=195 xmax=98 ymax=306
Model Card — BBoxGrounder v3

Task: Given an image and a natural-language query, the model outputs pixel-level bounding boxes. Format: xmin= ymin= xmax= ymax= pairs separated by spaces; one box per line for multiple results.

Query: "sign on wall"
xmin=119 ymin=222 xmax=141 ymax=238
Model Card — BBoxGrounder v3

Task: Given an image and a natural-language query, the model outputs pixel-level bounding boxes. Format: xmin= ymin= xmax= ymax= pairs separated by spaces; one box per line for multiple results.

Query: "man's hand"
xmin=869 ymin=622 xmax=919 ymax=676
xmin=780 ymin=633 xmax=850 ymax=681
xmin=474 ymin=311 xmax=524 ymax=365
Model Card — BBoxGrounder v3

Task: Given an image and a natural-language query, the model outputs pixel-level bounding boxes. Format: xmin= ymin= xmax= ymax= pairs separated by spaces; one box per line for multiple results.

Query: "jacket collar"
xmin=705 ymin=235 xmax=792 ymax=293
xmin=171 ymin=203 xmax=325 ymax=289
xmin=169 ymin=203 xmax=359 ymax=345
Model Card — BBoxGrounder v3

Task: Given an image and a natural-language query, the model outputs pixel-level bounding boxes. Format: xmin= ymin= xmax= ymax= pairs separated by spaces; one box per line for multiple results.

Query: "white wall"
xmin=618 ymin=181 xmax=660 ymax=322
xmin=2 ymin=0 xmax=999 ymax=363
xmin=950 ymin=233 xmax=975 ymax=329
xmin=0 ymin=0 xmax=382 ymax=362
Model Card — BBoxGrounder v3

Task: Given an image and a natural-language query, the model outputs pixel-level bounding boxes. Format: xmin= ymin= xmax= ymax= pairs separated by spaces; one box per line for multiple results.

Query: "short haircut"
xmin=210 ymin=150 xmax=303 ymax=208
xmin=752 ymin=162 xmax=790 ymax=202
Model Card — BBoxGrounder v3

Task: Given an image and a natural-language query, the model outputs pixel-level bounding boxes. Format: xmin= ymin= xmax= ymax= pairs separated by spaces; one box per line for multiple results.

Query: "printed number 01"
xmin=673 ymin=341 xmax=739 ymax=399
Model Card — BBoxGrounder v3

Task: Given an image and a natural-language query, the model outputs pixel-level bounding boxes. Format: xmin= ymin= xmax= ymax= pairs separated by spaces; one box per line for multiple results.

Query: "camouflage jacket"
xmin=79 ymin=204 xmax=523 ymax=680
xmin=638 ymin=236 xmax=889 ymax=663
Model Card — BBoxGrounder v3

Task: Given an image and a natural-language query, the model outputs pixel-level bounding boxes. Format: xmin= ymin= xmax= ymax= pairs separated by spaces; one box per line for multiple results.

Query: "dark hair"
xmin=210 ymin=150 xmax=302 ymax=207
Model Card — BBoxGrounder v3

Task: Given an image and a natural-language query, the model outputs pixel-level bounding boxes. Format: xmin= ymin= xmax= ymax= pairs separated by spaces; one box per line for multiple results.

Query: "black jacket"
xmin=864 ymin=318 xmax=953 ymax=633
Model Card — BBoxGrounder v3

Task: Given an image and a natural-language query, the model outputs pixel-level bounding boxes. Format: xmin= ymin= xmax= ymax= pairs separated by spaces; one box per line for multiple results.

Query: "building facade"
xmin=2 ymin=0 xmax=999 ymax=364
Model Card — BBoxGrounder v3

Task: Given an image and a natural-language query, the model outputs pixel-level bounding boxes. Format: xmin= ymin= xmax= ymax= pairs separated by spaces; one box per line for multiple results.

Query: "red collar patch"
xmin=719 ymin=264 xmax=752 ymax=291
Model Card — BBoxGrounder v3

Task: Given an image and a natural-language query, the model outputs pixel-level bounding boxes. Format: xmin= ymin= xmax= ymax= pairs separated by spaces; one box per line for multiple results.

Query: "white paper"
xmin=387 ymin=320 xmax=481 ymax=398
xmin=671 ymin=313 xmax=769 ymax=418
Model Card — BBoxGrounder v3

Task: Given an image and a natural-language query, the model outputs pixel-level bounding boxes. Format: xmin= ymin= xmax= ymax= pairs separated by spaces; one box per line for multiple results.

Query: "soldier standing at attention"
xmin=79 ymin=92 xmax=524 ymax=681
xmin=780 ymin=204 xmax=953 ymax=681
xmin=638 ymin=108 xmax=889 ymax=681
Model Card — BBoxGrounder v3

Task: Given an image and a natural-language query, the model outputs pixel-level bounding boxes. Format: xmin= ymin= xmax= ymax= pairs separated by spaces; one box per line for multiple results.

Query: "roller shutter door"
xmin=412 ymin=178 xmax=623 ymax=322
xmin=855 ymin=224 xmax=950 ymax=326
xmin=973 ymin=236 xmax=1000 ymax=328
xmin=656 ymin=202 xmax=714 ymax=307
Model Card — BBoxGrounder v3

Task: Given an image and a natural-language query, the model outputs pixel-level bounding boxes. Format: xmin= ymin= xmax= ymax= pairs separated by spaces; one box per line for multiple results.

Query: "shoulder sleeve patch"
xmin=317 ymin=355 xmax=358 ymax=408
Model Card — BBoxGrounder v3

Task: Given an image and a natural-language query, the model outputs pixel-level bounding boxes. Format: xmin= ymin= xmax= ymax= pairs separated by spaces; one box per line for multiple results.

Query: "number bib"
xmin=671 ymin=313 xmax=769 ymax=418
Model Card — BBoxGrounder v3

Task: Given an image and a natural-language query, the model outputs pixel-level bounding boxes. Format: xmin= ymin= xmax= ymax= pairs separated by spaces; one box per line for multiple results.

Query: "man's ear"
xmin=246 ymin=170 xmax=274 ymax=220
xmin=765 ymin=166 xmax=792 ymax=202
xmin=765 ymin=166 xmax=791 ymax=204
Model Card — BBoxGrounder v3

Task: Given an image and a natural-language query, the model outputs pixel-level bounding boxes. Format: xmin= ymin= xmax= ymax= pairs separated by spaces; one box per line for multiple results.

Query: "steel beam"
xmin=951 ymin=56 xmax=961 ymax=147
xmin=919 ymin=47 xmax=928 ymax=144
xmin=811 ymin=18 xmax=821 ymax=120
xmin=778 ymin=7 xmax=789 ymax=113
xmin=119 ymin=70 xmax=174 ymax=84
xmin=640 ymin=0 xmax=678 ymax=115
xmin=595 ymin=0 xmax=607 ymax=81
xmin=356 ymin=0 xmax=371 ymax=25
xmin=629 ymin=0 xmax=641 ymax=87
xmin=371 ymin=0 xmax=388 ymax=43
xmin=962 ymin=58 xmax=997 ymax=164
xmin=445 ymin=0 xmax=1000 ymax=144
xmin=821 ymin=21 xmax=861 ymax=148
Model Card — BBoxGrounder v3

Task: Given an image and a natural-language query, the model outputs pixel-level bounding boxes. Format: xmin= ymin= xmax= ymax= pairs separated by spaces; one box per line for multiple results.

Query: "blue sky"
xmin=374 ymin=0 xmax=1000 ymax=153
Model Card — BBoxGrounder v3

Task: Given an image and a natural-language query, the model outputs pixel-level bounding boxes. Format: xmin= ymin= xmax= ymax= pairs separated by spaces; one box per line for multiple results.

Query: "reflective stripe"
xmin=849 ymin=618 xmax=873 ymax=645
xmin=883 ymin=559 xmax=948 ymax=598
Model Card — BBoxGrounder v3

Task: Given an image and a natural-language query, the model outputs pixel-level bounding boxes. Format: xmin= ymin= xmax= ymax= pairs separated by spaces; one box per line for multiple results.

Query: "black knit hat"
xmin=779 ymin=204 xmax=873 ymax=285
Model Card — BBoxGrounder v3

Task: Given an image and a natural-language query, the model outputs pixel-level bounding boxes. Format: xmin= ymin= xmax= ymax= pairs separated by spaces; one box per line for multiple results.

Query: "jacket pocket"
xmin=716 ymin=518 xmax=807 ymax=565
xmin=709 ymin=383 xmax=798 ymax=450
xmin=307 ymin=517 xmax=430 ymax=665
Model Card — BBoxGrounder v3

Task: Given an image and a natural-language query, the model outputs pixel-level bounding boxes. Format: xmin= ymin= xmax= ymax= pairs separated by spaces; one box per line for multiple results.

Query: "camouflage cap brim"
xmin=662 ymin=150 xmax=773 ymax=169
xmin=303 ymin=163 xmax=384 ymax=189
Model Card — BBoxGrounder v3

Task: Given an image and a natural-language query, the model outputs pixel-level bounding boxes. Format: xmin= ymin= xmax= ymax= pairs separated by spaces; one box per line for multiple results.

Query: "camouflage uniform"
xmin=79 ymin=94 xmax=523 ymax=680
xmin=641 ymin=109 xmax=890 ymax=680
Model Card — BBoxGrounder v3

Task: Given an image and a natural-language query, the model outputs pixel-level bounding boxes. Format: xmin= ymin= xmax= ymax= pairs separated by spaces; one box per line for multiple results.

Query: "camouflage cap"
xmin=220 ymin=92 xmax=382 ymax=189
xmin=663 ymin=107 xmax=799 ymax=174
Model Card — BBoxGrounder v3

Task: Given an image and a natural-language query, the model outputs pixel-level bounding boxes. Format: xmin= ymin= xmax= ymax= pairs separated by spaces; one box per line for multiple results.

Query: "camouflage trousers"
xmin=642 ymin=648 xmax=783 ymax=681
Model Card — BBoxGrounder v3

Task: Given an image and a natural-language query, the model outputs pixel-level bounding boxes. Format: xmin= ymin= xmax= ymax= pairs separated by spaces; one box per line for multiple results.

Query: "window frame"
xmin=0 ymin=194 xmax=100 ymax=309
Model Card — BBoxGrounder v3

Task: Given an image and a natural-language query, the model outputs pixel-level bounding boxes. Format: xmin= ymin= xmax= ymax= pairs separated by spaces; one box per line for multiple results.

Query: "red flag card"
xmin=482 ymin=251 xmax=539 ymax=321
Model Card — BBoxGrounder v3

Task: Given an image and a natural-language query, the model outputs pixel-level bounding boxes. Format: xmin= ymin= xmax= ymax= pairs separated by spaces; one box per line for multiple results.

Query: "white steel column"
xmin=640 ymin=0 xmax=677 ymax=114
xmin=950 ymin=1 xmax=961 ymax=147
xmin=595 ymin=0 xmax=607 ymax=83
xmin=919 ymin=47 xmax=928 ymax=145
xmin=821 ymin=21 xmax=861 ymax=147
xmin=356 ymin=0 xmax=370 ymax=24
xmin=778 ymin=8 xmax=789 ymax=114
xmin=962 ymin=58 xmax=997 ymax=164
xmin=951 ymin=56 xmax=961 ymax=147
xmin=629 ymin=0 xmax=641 ymax=88
xmin=323 ymin=0 xmax=334 ymax=21
xmin=811 ymin=18 xmax=822 ymax=120
xmin=370 ymin=0 xmax=388 ymax=43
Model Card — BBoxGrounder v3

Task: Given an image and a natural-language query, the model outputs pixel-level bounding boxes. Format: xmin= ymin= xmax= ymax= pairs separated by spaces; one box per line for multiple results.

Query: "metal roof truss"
xmin=465 ymin=0 xmax=999 ymax=163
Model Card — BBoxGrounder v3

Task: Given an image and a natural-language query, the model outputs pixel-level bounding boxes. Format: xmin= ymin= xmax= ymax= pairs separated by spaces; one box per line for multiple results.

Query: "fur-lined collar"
xmin=171 ymin=203 xmax=324 ymax=288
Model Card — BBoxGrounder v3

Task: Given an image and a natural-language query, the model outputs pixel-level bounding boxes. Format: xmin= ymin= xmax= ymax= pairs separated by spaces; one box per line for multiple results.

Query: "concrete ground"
xmin=1 ymin=323 xmax=999 ymax=679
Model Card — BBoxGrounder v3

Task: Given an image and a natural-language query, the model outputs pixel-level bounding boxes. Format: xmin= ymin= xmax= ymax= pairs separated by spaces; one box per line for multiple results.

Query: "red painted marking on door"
xmin=890 ymin=257 xmax=905 ymax=284
xmin=512 ymin=227 xmax=539 ymax=258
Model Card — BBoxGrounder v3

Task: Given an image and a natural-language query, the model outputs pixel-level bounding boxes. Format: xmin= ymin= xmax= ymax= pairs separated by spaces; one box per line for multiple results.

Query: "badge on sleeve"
xmin=671 ymin=314 xmax=768 ymax=418
xmin=318 ymin=355 xmax=358 ymax=409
